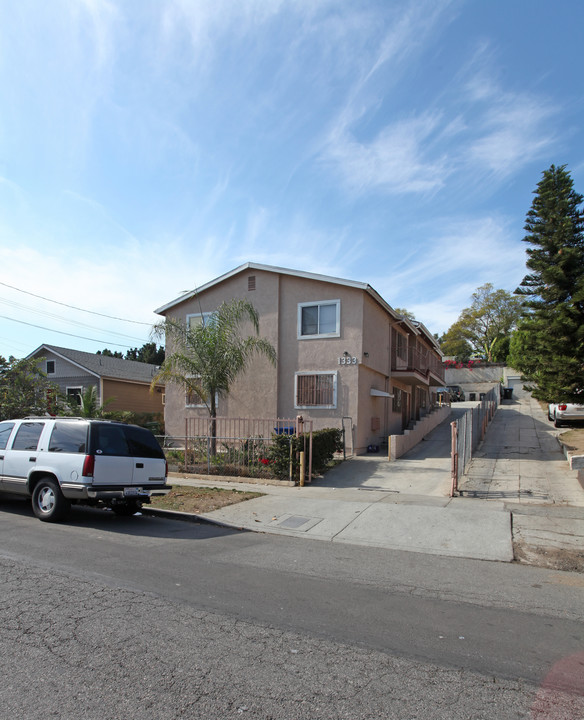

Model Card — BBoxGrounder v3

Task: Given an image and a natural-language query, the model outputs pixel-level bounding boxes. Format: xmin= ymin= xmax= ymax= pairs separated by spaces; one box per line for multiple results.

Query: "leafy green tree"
xmin=438 ymin=321 xmax=473 ymax=361
xmin=97 ymin=343 xmax=165 ymax=364
xmin=0 ymin=356 xmax=59 ymax=420
xmin=152 ymin=299 xmax=277 ymax=452
xmin=97 ymin=348 xmax=124 ymax=359
xmin=511 ymin=164 xmax=584 ymax=402
xmin=124 ymin=342 xmax=165 ymax=365
xmin=394 ymin=307 xmax=415 ymax=321
xmin=440 ymin=284 xmax=522 ymax=361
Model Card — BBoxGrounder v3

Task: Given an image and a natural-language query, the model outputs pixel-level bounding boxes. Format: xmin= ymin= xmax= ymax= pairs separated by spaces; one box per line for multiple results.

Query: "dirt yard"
xmin=558 ymin=427 xmax=584 ymax=455
xmin=150 ymin=486 xmax=263 ymax=514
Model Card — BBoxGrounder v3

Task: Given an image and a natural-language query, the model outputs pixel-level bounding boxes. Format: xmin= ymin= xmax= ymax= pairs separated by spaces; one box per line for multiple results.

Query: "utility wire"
xmin=0 ymin=280 xmax=153 ymax=325
xmin=0 ymin=297 xmax=146 ymax=342
xmin=0 ymin=314 xmax=137 ymax=348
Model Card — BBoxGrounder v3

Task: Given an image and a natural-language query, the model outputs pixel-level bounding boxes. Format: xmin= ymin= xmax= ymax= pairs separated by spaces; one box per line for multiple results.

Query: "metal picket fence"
xmin=450 ymin=388 xmax=499 ymax=495
xmin=157 ymin=416 xmax=313 ymax=482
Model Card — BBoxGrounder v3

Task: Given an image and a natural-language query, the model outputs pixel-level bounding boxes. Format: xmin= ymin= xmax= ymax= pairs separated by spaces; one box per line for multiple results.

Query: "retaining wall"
xmin=388 ymin=405 xmax=451 ymax=460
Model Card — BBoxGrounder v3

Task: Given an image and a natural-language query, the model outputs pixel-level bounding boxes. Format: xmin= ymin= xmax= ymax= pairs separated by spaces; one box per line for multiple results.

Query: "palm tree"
xmin=72 ymin=386 xmax=116 ymax=418
xmin=152 ymin=298 xmax=277 ymax=452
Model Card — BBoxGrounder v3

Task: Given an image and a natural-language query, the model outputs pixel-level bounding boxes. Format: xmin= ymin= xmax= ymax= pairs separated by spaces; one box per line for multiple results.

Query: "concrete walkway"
xmin=159 ymin=395 xmax=584 ymax=566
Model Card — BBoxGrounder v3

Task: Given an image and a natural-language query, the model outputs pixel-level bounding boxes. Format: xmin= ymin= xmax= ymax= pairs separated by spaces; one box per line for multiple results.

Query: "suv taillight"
xmin=82 ymin=455 xmax=95 ymax=477
xmin=558 ymin=404 xmax=568 ymax=411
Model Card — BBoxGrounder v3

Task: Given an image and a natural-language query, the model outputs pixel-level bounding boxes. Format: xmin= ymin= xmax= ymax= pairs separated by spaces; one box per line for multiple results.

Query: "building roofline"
xmin=27 ymin=344 xmax=101 ymax=379
xmin=155 ymin=262 xmax=404 ymax=319
xmin=154 ymin=262 xmax=440 ymax=352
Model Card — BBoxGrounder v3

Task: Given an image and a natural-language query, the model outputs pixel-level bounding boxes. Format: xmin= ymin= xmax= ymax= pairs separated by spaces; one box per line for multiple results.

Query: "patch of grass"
xmin=149 ymin=485 xmax=263 ymax=514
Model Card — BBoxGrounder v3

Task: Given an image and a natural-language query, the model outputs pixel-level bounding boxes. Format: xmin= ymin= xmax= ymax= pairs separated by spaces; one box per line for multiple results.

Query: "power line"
xmin=0 ymin=314 xmax=139 ymax=348
xmin=0 ymin=297 xmax=147 ymax=341
xmin=0 ymin=280 xmax=153 ymax=325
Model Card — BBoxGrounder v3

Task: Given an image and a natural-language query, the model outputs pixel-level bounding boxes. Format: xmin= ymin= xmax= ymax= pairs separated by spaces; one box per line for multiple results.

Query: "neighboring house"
xmin=26 ymin=344 xmax=165 ymax=415
xmin=156 ymin=263 xmax=445 ymax=455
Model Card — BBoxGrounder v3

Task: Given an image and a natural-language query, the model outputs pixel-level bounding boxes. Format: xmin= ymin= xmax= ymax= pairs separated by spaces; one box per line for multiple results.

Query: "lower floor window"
xmin=67 ymin=387 xmax=82 ymax=406
xmin=295 ymin=372 xmax=337 ymax=408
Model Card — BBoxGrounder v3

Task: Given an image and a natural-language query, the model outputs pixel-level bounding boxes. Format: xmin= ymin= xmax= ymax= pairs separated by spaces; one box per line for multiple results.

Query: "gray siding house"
xmin=27 ymin=345 xmax=165 ymax=415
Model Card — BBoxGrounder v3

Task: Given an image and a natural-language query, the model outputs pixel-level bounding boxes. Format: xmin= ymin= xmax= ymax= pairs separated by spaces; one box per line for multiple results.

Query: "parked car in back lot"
xmin=0 ymin=417 xmax=170 ymax=522
xmin=447 ymin=385 xmax=465 ymax=402
xmin=547 ymin=403 xmax=584 ymax=428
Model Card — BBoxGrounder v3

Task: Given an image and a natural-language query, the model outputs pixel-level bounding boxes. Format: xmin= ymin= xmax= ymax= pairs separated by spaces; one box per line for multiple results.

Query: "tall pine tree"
xmin=511 ymin=165 xmax=584 ymax=402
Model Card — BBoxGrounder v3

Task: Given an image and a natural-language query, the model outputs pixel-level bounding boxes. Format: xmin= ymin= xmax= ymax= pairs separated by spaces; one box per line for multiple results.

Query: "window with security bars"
xmin=295 ymin=372 xmax=336 ymax=408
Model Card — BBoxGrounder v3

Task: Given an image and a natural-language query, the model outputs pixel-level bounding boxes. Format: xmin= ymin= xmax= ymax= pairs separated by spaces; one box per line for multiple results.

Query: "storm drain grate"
xmin=270 ymin=514 xmax=323 ymax=531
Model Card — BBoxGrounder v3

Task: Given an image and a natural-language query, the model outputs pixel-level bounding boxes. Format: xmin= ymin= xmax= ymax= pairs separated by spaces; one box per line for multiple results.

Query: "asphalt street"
xmin=1 ymin=499 xmax=583 ymax=719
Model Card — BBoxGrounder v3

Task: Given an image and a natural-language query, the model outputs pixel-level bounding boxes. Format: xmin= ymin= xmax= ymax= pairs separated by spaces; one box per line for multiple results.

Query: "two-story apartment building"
xmin=156 ymin=263 xmax=445 ymax=454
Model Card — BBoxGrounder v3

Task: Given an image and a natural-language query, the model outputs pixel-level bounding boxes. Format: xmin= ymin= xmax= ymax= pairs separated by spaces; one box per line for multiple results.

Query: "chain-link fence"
xmin=450 ymin=387 xmax=499 ymax=495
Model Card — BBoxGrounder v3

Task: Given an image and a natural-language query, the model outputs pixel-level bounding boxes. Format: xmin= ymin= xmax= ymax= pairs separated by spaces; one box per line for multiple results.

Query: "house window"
xmin=248 ymin=275 xmax=256 ymax=291
xmin=185 ymin=377 xmax=218 ymax=408
xmin=186 ymin=312 xmax=213 ymax=329
xmin=67 ymin=387 xmax=82 ymax=406
xmin=295 ymin=372 xmax=337 ymax=408
xmin=392 ymin=388 xmax=402 ymax=412
xmin=395 ymin=332 xmax=407 ymax=362
xmin=46 ymin=360 xmax=55 ymax=374
xmin=297 ymin=300 xmax=340 ymax=339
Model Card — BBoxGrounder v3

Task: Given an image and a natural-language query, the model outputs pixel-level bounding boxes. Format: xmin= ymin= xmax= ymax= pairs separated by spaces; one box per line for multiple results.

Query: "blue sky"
xmin=1 ymin=0 xmax=583 ymax=357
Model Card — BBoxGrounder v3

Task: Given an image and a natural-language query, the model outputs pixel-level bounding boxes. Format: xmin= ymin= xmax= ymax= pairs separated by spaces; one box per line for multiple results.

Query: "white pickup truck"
xmin=0 ymin=417 xmax=171 ymax=522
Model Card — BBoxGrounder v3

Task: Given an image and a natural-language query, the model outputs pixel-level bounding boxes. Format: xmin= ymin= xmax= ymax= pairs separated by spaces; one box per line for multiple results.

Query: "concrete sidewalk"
xmin=159 ymin=395 xmax=584 ymax=567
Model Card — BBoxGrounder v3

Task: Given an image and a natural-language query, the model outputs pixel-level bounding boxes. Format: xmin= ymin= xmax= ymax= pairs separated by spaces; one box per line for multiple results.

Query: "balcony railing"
xmin=391 ymin=346 xmax=445 ymax=382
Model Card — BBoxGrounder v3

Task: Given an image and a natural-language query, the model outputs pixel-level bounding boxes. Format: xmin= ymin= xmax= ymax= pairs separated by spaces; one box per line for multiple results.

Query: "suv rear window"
xmin=124 ymin=425 xmax=165 ymax=459
xmin=49 ymin=422 xmax=88 ymax=454
xmin=88 ymin=424 xmax=164 ymax=459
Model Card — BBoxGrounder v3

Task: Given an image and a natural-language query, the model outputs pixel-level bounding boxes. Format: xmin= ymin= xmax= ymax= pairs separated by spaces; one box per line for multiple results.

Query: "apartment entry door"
xmin=401 ymin=391 xmax=410 ymax=431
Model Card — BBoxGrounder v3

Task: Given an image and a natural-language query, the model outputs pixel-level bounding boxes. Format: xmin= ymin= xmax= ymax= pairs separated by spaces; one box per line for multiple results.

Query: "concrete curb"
xmin=142 ymin=506 xmax=247 ymax=531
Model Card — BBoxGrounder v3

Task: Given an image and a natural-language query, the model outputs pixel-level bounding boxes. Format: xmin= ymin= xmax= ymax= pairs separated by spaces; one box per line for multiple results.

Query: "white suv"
xmin=0 ymin=417 xmax=170 ymax=522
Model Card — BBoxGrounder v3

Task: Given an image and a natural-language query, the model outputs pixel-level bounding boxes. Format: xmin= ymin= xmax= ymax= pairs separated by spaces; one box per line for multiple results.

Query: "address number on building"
xmin=338 ymin=356 xmax=358 ymax=365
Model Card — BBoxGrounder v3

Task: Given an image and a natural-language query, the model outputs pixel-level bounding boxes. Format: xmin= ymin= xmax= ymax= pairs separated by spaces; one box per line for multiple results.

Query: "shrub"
xmin=268 ymin=428 xmax=343 ymax=480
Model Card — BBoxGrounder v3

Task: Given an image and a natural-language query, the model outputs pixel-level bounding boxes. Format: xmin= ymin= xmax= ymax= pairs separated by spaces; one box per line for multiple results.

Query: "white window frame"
xmin=186 ymin=312 xmax=213 ymax=329
xmin=294 ymin=371 xmax=338 ymax=409
xmin=297 ymin=300 xmax=340 ymax=339
xmin=66 ymin=386 xmax=83 ymax=405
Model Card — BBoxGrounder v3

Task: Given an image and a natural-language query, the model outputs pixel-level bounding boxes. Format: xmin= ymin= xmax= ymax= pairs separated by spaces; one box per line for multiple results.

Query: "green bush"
xmin=268 ymin=428 xmax=343 ymax=480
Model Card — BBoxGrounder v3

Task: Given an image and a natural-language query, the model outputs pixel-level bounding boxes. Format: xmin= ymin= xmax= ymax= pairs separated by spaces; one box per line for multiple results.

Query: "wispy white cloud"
xmin=466 ymin=94 xmax=557 ymax=177
xmin=368 ymin=215 xmax=526 ymax=332
xmin=324 ymin=113 xmax=448 ymax=194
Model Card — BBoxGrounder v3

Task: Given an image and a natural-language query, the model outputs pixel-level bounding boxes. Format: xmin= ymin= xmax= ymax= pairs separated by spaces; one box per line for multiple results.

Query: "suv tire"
xmin=32 ymin=477 xmax=71 ymax=522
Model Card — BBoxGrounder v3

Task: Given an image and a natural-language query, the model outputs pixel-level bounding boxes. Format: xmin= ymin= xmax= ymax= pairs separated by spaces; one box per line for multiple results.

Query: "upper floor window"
xmin=297 ymin=300 xmax=340 ymax=339
xmin=186 ymin=312 xmax=213 ymax=329
xmin=46 ymin=360 xmax=55 ymax=374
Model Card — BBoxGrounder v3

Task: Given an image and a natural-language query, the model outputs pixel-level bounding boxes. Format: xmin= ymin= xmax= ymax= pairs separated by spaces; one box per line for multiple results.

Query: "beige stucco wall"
xmin=162 ymin=269 xmax=279 ymax=436
xmin=275 ymin=275 xmax=363 ymax=426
